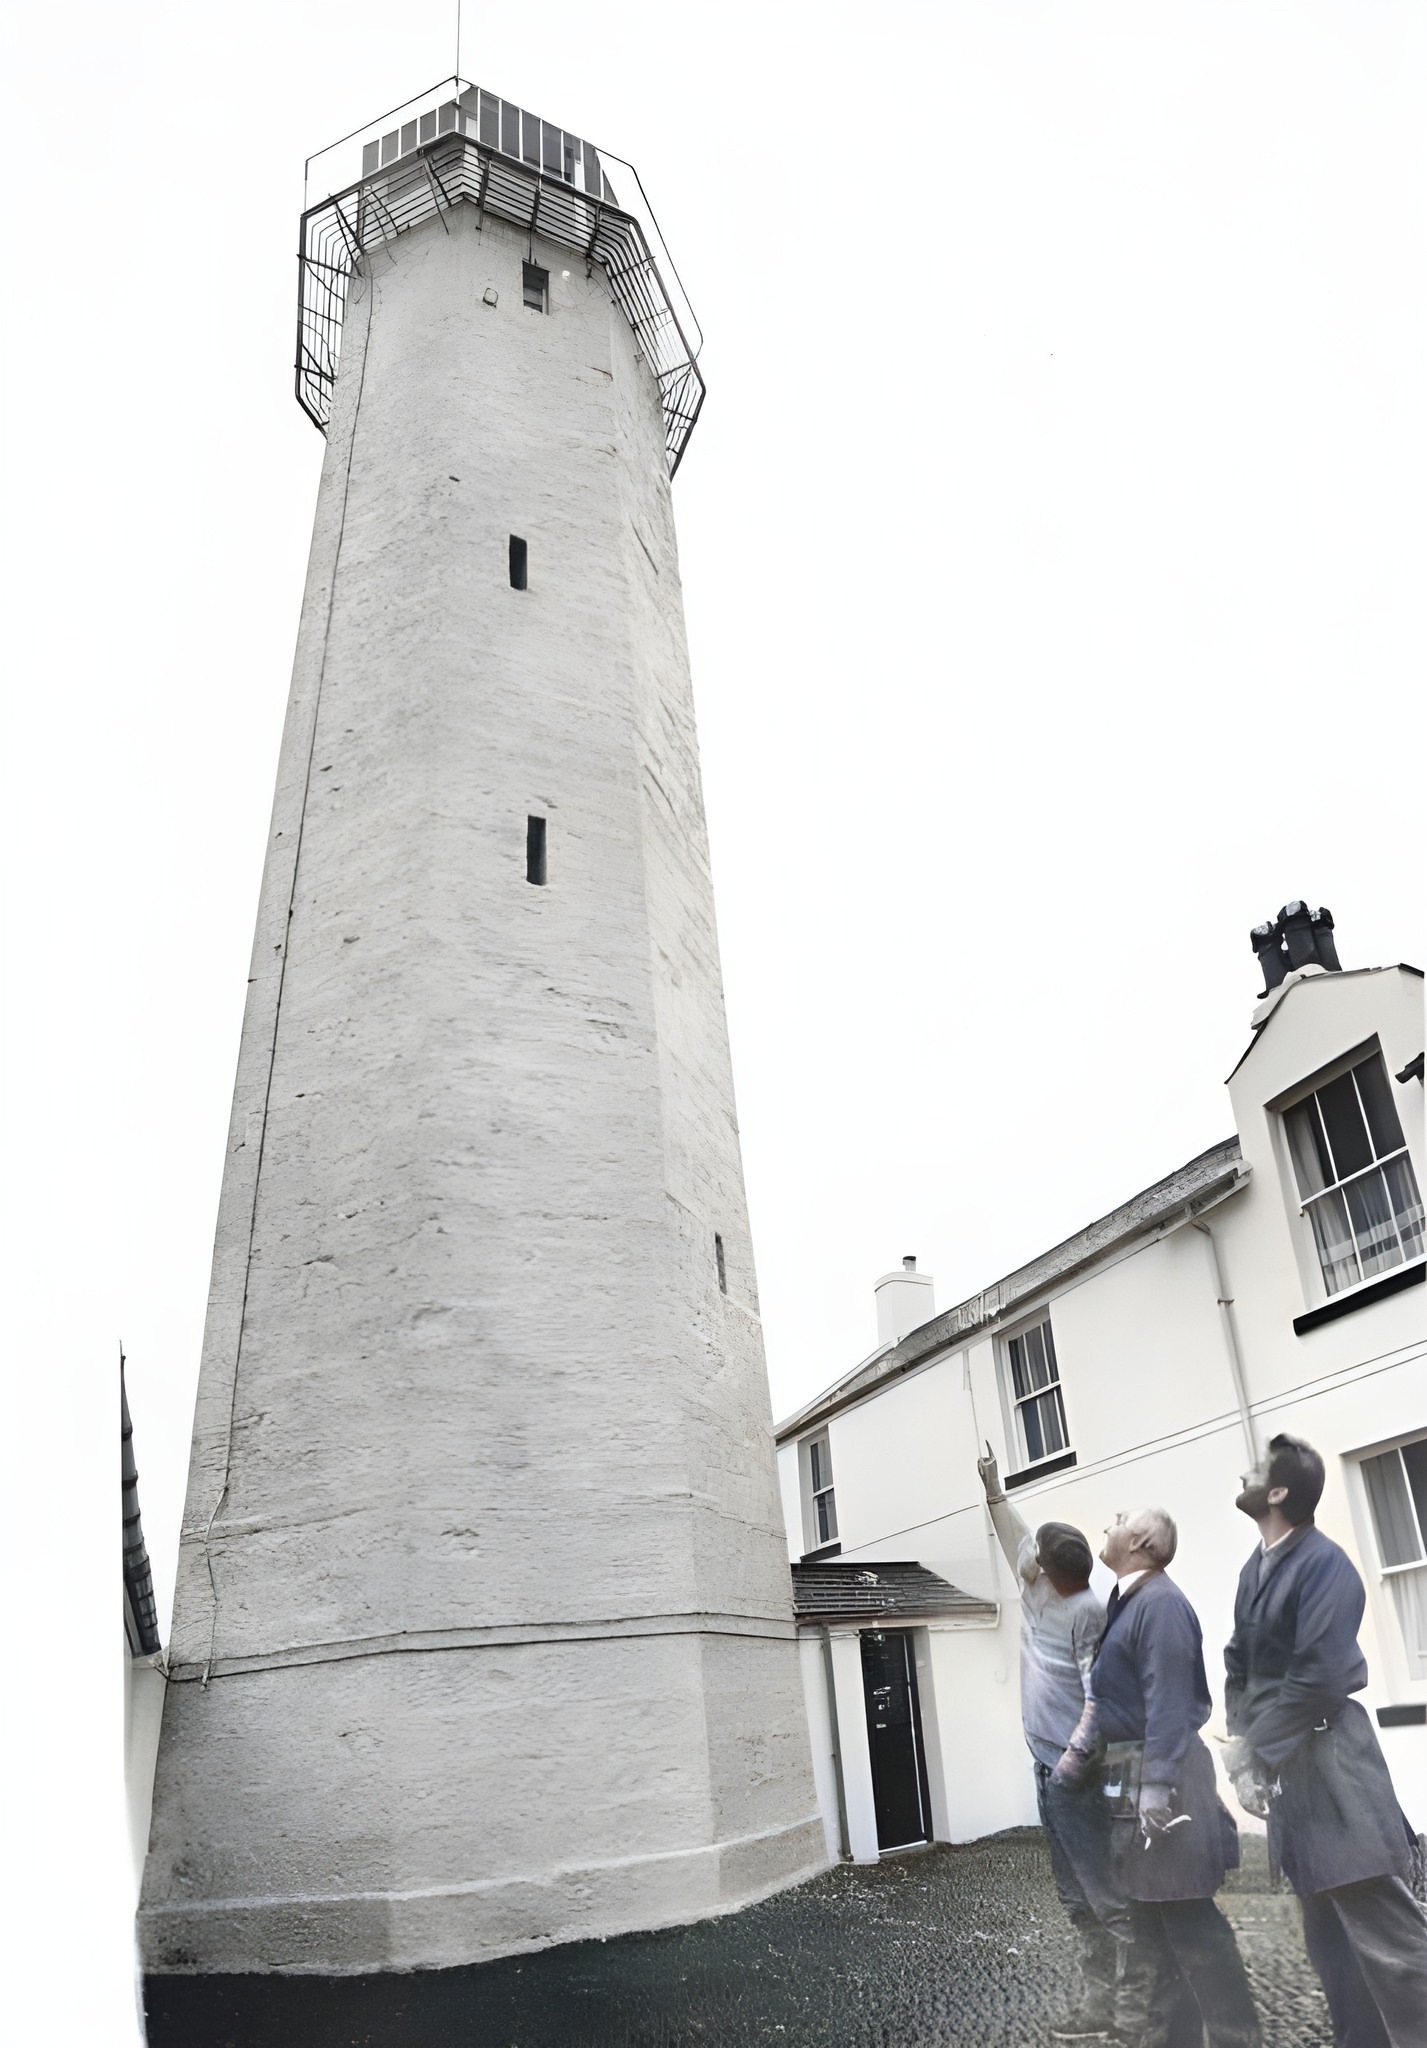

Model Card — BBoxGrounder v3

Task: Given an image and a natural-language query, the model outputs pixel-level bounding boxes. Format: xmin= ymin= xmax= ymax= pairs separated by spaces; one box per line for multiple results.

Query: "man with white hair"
xmin=1080 ymin=1505 xmax=1260 ymax=2048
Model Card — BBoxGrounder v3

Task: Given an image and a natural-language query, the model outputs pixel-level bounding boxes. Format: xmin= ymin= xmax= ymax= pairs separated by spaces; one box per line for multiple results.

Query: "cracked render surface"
xmin=144 ymin=1830 xmax=1334 ymax=2048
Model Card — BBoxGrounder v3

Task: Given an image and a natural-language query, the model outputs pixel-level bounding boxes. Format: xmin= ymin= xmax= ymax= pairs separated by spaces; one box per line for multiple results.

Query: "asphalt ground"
xmin=143 ymin=1831 xmax=1334 ymax=2048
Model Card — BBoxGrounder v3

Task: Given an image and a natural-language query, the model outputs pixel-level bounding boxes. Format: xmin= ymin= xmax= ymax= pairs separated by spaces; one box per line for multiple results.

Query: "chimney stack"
xmin=1248 ymin=901 xmax=1342 ymax=997
xmin=874 ymin=1256 xmax=936 ymax=1347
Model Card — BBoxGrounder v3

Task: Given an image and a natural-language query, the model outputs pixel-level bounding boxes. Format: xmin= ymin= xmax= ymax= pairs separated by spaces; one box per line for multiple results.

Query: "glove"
xmin=1233 ymin=1775 xmax=1271 ymax=1820
xmin=1222 ymin=1738 xmax=1271 ymax=1819
xmin=976 ymin=1442 xmax=1002 ymax=1498
xmin=1137 ymin=1782 xmax=1175 ymax=1833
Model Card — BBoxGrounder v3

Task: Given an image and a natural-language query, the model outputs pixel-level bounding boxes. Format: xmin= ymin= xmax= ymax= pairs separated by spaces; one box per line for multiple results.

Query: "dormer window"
xmin=1285 ymin=1052 xmax=1423 ymax=1296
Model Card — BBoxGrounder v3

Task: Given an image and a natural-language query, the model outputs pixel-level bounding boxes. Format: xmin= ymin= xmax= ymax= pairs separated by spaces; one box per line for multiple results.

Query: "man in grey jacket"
xmin=977 ymin=1446 xmax=1126 ymax=2039
xmin=1225 ymin=1432 xmax=1427 ymax=2048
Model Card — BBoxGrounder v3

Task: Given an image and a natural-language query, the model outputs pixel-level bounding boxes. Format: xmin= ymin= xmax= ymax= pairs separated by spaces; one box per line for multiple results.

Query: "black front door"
xmin=861 ymin=1629 xmax=931 ymax=1851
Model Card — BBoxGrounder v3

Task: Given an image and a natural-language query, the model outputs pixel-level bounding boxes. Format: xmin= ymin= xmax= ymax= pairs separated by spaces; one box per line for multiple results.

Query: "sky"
xmin=1 ymin=2 xmax=1422 ymax=2036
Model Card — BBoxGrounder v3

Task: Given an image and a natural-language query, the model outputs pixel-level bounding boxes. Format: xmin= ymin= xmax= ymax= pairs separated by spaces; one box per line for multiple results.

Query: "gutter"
xmin=778 ymin=1155 xmax=1250 ymax=1444
xmin=1192 ymin=1217 xmax=1258 ymax=1465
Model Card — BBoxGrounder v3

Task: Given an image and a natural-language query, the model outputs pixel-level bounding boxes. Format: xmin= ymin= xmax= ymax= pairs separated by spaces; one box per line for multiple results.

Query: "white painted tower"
xmin=139 ymin=82 xmax=823 ymax=1977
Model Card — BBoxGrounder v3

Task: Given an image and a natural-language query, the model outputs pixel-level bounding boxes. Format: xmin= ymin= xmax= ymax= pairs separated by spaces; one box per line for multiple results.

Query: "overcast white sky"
xmin=2 ymin=2 xmax=1422 ymax=2035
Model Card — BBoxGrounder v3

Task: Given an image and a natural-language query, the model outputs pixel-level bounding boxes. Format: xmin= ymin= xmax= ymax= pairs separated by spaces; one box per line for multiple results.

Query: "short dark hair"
xmin=1037 ymin=1521 xmax=1093 ymax=1583
xmin=1267 ymin=1433 xmax=1325 ymax=1525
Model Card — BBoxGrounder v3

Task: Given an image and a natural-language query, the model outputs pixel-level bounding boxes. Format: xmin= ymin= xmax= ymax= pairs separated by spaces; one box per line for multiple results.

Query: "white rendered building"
xmin=777 ymin=911 xmax=1425 ymax=1866
xmin=139 ymin=81 xmax=821 ymax=1978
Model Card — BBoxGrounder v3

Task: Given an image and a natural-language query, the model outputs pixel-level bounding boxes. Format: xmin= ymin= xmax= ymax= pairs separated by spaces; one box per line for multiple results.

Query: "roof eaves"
xmin=775 ymin=1138 xmax=1246 ymax=1443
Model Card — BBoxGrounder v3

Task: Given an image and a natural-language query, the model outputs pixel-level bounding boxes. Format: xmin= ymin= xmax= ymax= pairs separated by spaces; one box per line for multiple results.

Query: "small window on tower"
xmin=526 ymin=816 xmax=547 ymax=887
xmin=715 ymin=1233 xmax=727 ymax=1294
xmin=509 ymin=536 xmax=528 ymax=590
xmin=522 ymin=263 xmax=549 ymax=313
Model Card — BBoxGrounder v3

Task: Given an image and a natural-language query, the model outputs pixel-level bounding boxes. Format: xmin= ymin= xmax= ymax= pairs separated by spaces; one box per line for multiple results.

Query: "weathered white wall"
xmin=827 ymin=1631 xmax=880 ymax=1862
xmin=797 ymin=1633 xmax=844 ymax=1864
xmin=141 ymin=205 xmax=823 ymax=1975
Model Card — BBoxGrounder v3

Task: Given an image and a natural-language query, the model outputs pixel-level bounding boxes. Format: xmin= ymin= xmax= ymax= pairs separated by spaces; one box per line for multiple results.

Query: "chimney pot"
xmin=1278 ymin=900 xmax=1319 ymax=973
xmin=902 ymin=1255 xmax=916 ymax=1271
xmin=1310 ymin=905 xmax=1342 ymax=973
xmin=1250 ymin=920 xmax=1290 ymax=994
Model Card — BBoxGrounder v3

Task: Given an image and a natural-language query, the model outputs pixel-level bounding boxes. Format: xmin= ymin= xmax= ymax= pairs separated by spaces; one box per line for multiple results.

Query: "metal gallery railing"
xmin=296 ymin=127 xmax=706 ymax=475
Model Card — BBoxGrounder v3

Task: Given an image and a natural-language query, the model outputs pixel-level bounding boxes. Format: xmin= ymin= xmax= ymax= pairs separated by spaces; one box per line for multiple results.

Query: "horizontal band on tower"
xmin=169 ymin=1607 xmax=799 ymax=1683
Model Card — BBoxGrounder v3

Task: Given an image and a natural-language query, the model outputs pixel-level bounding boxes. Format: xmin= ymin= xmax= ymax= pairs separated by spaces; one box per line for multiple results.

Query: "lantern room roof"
xmin=297 ymin=78 xmax=705 ymax=475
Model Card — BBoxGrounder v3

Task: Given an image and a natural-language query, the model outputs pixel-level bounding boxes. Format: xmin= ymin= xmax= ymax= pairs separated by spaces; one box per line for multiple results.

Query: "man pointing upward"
xmin=977 ymin=1444 xmax=1126 ymax=2039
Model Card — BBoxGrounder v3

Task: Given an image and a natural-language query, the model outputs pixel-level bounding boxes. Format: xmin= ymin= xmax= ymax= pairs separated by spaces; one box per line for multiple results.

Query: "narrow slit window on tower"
xmin=509 ymin=536 xmax=528 ymax=589
xmin=522 ymin=262 xmax=549 ymax=313
xmin=715 ymin=1233 xmax=727 ymax=1294
xmin=526 ymin=815 xmax=547 ymax=886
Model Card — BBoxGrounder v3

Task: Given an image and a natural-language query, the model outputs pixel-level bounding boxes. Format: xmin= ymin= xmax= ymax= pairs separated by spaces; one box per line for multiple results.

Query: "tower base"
xmin=139 ymin=1630 xmax=827 ymax=1975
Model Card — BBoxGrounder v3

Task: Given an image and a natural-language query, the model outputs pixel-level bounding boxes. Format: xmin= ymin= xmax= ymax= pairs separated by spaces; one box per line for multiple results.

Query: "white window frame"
xmin=999 ymin=1311 xmax=1070 ymax=1474
xmin=1278 ymin=1045 xmax=1424 ymax=1304
xmin=1358 ymin=1433 xmax=1427 ymax=1680
xmin=800 ymin=1432 xmax=838 ymax=1552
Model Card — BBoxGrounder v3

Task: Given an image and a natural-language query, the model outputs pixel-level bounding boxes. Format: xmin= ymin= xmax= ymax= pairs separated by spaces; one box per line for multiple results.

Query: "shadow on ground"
xmin=143 ymin=1830 xmax=1332 ymax=2048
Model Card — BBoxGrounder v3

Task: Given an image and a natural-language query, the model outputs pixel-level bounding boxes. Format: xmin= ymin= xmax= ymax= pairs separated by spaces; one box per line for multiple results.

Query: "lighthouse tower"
xmin=139 ymin=83 xmax=823 ymax=1977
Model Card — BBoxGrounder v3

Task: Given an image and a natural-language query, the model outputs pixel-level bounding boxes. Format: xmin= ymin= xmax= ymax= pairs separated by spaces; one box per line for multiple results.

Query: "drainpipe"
xmin=820 ymin=1627 xmax=852 ymax=1861
xmin=1192 ymin=1218 xmax=1258 ymax=1465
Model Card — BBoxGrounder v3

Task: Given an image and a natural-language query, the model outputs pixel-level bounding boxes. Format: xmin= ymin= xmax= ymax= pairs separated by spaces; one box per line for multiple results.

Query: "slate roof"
xmin=790 ymin=1560 xmax=997 ymax=1626
xmin=776 ymin=1136 xmax=1248 ymax=1442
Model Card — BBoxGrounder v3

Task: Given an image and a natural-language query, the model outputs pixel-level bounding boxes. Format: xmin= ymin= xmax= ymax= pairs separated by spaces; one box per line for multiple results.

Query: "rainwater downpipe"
xmin=1192 ymin=1217 xmax=1259 ymax=1466
xmin=820 ymin=1627 xmax=852 ymax=1861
